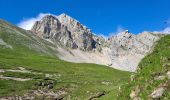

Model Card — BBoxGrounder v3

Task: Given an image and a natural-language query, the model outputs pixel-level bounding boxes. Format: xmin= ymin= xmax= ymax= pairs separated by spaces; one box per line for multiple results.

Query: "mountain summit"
xmin=31 ymin=14 xmax=97 ymax=51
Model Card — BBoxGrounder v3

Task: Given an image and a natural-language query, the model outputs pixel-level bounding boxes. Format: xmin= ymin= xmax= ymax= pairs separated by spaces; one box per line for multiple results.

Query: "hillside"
xmin=118 ymin=35 xmax=170 ymax=99
xmin=0 ymin=20 xmax=131 ymax=99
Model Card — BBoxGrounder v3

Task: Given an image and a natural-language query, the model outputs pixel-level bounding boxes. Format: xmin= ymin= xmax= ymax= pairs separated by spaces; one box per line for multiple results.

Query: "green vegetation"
xmin=1 ymin=71 xmax=44 ymax=79
xmin=119 ymin=35 xmax=170 ymax=99
xmin=0 ymin=20 xmax=131 ymax=99
xmin=0 ymin=80 xmax=35 ymax=97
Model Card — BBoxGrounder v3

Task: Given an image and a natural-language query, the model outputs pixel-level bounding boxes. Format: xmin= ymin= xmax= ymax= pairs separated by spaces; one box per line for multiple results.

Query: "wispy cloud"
xmin=160 ymin=18 xmax=170 ymax=34
xmin=97 ymin=26 xmax=126 ymax=39
xmin=17 ymin=13 xmax=53 ymax=30
xmin=108 ymin=25 xmax=126 ymax=38
xmin=97 ymin=34 xmax=108 ymax=40
xmin=109 ymin=26 xmax=126 ymax=36
xmin=162 ymin=27 xmax=170 ymax=33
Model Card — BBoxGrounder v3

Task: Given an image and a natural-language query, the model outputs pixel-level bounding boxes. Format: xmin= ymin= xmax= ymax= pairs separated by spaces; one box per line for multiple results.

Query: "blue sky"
xmin=0 ymin=0 xmax=170 ymax=36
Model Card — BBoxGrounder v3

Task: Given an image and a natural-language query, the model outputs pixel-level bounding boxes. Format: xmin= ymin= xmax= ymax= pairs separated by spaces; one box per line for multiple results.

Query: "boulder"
xmin=130 ymin=86 xmax=140 ymax=99
xmin=150 ymin=87 xmax=165 ymax=99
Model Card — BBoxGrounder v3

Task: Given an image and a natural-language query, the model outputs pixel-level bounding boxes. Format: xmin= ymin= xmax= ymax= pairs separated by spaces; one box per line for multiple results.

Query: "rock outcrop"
xmin=31 ymin=14 xmax=161 ymax=72
xmin=31 ymin=15 xmax=77 ymax=49
xmin=150 ymin=87 xmax=165 ymax=99
xmin=107 ymin=31 xmax=160 ymax=71
xmin=32 ymin=14 xmax=96 ymax=51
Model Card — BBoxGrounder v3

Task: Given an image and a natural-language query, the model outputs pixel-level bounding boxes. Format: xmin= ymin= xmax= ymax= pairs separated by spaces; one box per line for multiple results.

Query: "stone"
xmin=88 ymin=91 xmax=106 ymax=100
xmin=150 ymin=87 xmax=165 ymax=99
xmin=47 ymin=84 xmax=53 ymax=89
xmin=154 ymin=75 xmax=166 ymax=80
xmin=101 ymin=81 xmax=112 ymax=85
xmin=130 ymin=86 xmax=140 ymax=99
xmin=167 ymin=71 xmax=170 ymax=79
xmin=130 ymin=74 xmax=135 ymax=81
xmin=0 ymin=69 xmax=5 ymax=73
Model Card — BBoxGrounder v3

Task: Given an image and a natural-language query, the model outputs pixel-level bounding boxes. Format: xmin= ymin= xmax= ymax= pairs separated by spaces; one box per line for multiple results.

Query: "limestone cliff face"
xmin=107 ymin=31 xmax=160 ymax=71
xmin=31 ymin=14 xmax=96 ymax=51
xmin=31 ymin=15 xmax=77 ymax=49
xmin=31 ymin=14 xmax=161 ymax=72
xmin=108 ymin=30 xmax=159 ymax=56
xmin=58 ymin=14 xmax=96 ymax=51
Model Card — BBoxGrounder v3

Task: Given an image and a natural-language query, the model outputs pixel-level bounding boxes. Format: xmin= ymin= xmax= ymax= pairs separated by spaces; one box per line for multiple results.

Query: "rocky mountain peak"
xmin=31 ymin=14 xmax=97 ymax=51
xmin=41 ymin=15 xmax=57 ymax=21
xmin=57 ymin=13 xmax=79 ymax=26
xmin=57 ymin=13 xmax=74 ymax=22
xmin=31 ymin=14 xmax=62 ymax=38
xmin=117 ymin=30 xmax=133 ymax=38
xmin=58 ymin=13 xmax=91 ymax=33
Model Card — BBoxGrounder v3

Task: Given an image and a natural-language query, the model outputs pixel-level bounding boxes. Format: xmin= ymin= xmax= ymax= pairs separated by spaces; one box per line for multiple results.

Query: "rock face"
xmin=107 ymin=31 xmax=160 ymax=71
xmin=32 ymin=14 xmax=95 ymax=51
xmin=31 ymin=14 xmax=161 ymax=72
xmin=32 ymin=15 xmax=77 ymax=49
xmin=58 ymin=14 xmax=96 ymax=51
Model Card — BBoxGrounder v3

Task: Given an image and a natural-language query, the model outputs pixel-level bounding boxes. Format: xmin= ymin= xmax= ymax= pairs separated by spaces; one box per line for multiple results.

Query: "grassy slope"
xmin=0 ymin=20 xmax=131 ymax=99
xmin=119 ymin=35 xmax=170 ymax=99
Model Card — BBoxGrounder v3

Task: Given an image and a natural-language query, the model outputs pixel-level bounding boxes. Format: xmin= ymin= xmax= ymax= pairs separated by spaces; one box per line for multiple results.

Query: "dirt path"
xmin=0 ymin=75 xmax=31 ymax=81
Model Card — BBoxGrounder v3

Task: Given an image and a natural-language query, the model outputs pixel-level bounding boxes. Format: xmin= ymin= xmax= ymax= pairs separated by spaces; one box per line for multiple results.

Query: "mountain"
xmin=31 ymin=14 xmax=161 ymax=72
xmin=0 ymin=19 xmax=130 ymax=99
xmin=31 ymin=14 xmax=95 ymax=51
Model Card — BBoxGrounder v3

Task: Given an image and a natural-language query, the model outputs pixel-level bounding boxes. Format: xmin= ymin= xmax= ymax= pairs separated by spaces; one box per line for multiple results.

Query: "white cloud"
xmin=98 ymin=34 xmax=108 ymax=40
xmin=162 ymin=27 xmax=170 ymax=34
xmin=159 ymin=18 xmax=170 ymax=34
xmin=109 ymin=26 xmax=126 ymax=37
xmin=158 ymin=27 xmax=170 ymax=34
xmin=96 ymin=26 xmax=126 ymax=39
xmin=17 ymin=13 xmax=54 ymax=30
